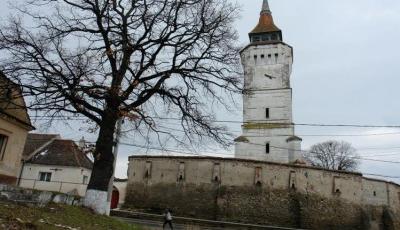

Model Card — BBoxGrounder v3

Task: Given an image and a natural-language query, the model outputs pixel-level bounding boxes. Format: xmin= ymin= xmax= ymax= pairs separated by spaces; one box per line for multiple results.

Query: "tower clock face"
xmin=264 ymin=73 xmax=276 ymax=80
xmin=250 ymin=66 xmax=283 ymax=89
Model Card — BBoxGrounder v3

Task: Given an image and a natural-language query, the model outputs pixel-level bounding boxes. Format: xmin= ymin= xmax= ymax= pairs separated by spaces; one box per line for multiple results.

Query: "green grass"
xmin=0 ymin=200 xmax=141 ymax=230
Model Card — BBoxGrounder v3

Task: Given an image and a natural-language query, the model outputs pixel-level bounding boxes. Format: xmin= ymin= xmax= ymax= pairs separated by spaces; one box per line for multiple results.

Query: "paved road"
xmin=116 ymin=217 xmax=227 ymax=230
xmin=112 ymin=210 xmax=306 ymax=230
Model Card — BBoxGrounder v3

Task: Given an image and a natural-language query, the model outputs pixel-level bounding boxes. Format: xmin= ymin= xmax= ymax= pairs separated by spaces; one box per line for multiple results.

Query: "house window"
xmin=83 ymin=176 xmax=89 ymax=185
xmin=39 ymin=172 xmax=52 ymax=182
xmin=266 ymin=143 xmax=270 ymax=154
xmin=265 ymin=108 xmax=270 ymax=119
xmin=0 ymin=134 xmax=8 ymax=161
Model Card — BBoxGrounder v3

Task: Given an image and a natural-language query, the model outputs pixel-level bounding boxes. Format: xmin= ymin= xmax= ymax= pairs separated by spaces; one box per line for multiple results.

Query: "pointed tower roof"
xmin=250 ymin=0 xmax=281 ymax=35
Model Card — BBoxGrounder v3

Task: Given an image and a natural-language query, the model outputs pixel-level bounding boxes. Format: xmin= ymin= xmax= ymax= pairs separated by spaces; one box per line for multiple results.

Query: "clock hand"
xmin=264 ymin=74 xmax=276 ymax=79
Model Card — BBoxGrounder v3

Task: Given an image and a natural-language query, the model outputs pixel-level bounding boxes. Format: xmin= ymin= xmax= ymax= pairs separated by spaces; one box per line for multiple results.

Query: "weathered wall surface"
xmin=19 ymin=164 xmax=91 ymax=197
xmin=125 ymin=156 xmax=400 ymax=230
xmin=0 ymin=117 xmax=29 ymax=185
xmin=235 ymin=43 xmax=302 ymax=164
xmin=114 ymin=180 xmax=127 ymax=206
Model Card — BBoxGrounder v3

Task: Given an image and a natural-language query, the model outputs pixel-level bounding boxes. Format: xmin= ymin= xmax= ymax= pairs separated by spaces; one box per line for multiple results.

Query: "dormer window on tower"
xmin=249 ymin=0 xmax=282 ymax=44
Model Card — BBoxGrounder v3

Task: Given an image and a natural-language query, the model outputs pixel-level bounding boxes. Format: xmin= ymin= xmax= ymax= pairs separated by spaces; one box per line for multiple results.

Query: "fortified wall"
xmin=125 ymin=156 xmax=400 ymax=230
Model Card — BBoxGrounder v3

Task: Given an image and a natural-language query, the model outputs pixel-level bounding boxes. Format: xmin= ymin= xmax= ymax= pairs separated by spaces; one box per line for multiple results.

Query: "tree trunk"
xmin=84 ymin=113 xmax=117 ymax=215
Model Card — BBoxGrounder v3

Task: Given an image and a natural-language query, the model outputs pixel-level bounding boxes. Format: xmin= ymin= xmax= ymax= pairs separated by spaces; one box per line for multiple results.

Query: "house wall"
xmin=19 ymin=164 xmax=91 ymax=197
xmin=125 ymin=156 xmax=400 ymax=230
xmin=0 ymin=117 xmax=29 ymax=185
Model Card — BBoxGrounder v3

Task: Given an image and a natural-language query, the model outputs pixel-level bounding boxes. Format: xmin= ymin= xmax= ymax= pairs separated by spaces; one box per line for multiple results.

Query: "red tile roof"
xmin=22 ymin=133 xmax=59 ymax=159
xmin=249 ymin=13 xmax=281 ymax=35
xmin=24 ymin=134 xmax=93 ymax=170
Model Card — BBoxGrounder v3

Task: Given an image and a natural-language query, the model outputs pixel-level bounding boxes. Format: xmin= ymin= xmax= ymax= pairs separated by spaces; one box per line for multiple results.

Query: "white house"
xmin=19 ymin=133 xmax=93 ymax=197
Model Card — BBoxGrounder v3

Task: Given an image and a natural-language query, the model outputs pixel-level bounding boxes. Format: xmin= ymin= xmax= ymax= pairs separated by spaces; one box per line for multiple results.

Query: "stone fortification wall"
xmin=125 ymin=156 xmax=400 ymax=230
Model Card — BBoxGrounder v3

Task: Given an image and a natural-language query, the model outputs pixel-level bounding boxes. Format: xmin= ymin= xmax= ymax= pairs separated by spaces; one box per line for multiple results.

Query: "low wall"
xmin=0 ymin=183 xmax=83 ymax=206
xmin=0 ymin=174 xmax=17 ymax=185
xmin=125 ymin=156 xmax=400 ymax=230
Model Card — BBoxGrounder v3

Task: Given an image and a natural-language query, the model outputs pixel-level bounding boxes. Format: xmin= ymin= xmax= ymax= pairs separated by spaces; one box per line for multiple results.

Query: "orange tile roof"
xmin=249 ymin=13 xmax=281 ymax=35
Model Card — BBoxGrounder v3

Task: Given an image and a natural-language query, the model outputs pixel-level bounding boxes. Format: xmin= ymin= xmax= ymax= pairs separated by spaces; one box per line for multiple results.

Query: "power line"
xmin=363 ymin=173 xmax=400 ymax=179
xmin=158 ymin=124 xmax=400 ymax=137
xmin=28 ymin=115 xmax=400 ymax=129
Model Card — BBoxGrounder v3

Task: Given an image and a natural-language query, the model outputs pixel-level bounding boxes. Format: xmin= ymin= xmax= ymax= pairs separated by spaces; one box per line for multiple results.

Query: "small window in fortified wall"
xmin=289 ymin=171 xmax=296 ymax=190
xmin=212 ymin=163 xmax=221 ymax=183
xmin=178 ymin=162 xmax=185 ymax=182
xmin=254 ymin=167 xmax=262 ymax=185
xmin=144 ymin=161 xmax=152 ymax=179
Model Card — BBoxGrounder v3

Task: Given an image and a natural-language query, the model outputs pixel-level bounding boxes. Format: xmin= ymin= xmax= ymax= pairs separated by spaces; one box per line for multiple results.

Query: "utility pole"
xmin=106 ymin=118 xmax=123 ymax=215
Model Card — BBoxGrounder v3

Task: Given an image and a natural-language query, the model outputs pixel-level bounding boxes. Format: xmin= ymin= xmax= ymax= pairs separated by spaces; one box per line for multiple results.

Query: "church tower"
xmin=234 ymin=0 xmax=302 ymax=163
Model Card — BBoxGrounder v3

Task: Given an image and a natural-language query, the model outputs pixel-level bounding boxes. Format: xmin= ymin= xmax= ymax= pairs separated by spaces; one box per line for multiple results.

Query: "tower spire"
xmin=261 ymin=0 xmax=271 ymax=14
xmin=248 ymin=0 xmax=282 ymax=43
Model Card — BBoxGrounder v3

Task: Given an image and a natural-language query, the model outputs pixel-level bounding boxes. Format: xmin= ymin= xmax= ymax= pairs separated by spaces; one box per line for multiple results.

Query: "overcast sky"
xmin=2 ymin=0 xmax=400 ymax=183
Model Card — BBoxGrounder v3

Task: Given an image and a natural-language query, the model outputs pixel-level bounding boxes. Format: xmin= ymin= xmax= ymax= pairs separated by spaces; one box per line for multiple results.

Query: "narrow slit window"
xmin=266 ymin=143 xmax=270 ymax=154
xmin=0 ymin=135 xmax=8 ymax=161
xmin=265 ymin=108 xmax=270 ymax=119
xmin=83 ymin=176 xmax=89 ymax=184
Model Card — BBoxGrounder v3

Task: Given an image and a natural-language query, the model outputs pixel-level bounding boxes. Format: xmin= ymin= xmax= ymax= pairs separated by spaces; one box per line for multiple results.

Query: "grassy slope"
xmin=0 ymin=201 xmax=140 ymax=230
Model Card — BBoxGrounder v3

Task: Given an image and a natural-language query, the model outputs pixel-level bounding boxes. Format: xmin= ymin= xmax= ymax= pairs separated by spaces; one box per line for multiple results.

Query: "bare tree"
xmin=305 ymin=140 xmax=360 ymax=171
xmin=0 ymin=0 xmax=242 ymax=213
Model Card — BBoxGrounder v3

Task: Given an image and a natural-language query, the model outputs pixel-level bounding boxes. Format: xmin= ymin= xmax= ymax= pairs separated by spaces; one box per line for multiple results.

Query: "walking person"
xmin=163 ymin=208 xmax=174 ymax=230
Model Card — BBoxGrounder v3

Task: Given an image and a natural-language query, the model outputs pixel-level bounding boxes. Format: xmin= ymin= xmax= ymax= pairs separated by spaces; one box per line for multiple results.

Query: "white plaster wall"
xmin=244 ymin=89 xmax=293 ymax=122
xmin=241 ymin=44 xmax=292 ymax=90
xmin=235 ymin=42 xmax=300 ymax=163
xmin=113 ymin=181 xmax=127 ymax=206
xmin=235 ymin=126 xmax=297 ymax=162
xmin=128 ymin=157 xmax=400 ymax=210
xmin=19 ymin=164 xmax=91 ymax=197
